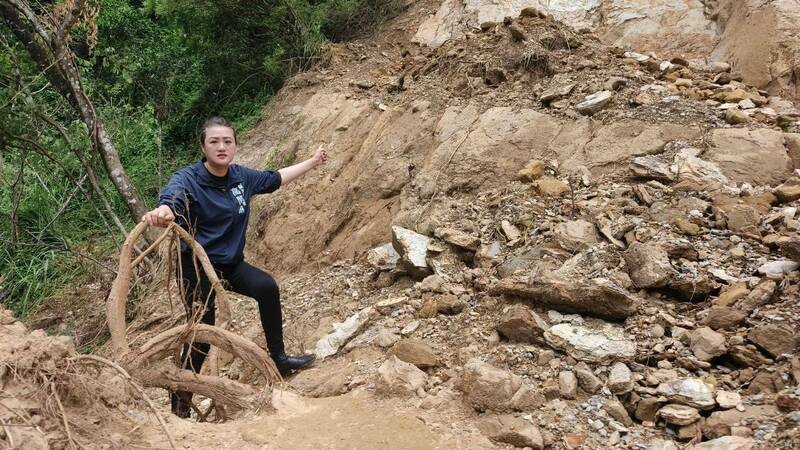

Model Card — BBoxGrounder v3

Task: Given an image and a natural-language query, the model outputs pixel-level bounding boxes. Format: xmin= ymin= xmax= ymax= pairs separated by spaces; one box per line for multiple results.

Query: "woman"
xmin=141 ymin=116 xmax=328 ymax=417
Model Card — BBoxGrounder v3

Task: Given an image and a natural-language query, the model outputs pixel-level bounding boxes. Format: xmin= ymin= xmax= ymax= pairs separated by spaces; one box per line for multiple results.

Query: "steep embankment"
xmin=239 ymin=0 xmax=799 ymax=275
xmin=223 ymin=1 xmax=800 ymax=449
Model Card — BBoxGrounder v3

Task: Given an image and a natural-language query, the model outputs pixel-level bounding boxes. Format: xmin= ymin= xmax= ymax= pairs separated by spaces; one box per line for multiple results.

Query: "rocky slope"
xmin=231 ymin=1 xmax=800 ymax=448
xmin=412 ymin=0 xmax=800 ymax=101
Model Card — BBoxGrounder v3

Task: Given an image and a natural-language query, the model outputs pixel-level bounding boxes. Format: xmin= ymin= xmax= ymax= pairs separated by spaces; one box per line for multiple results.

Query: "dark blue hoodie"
xmin=158 ymin=161 xmax=281 ymax=265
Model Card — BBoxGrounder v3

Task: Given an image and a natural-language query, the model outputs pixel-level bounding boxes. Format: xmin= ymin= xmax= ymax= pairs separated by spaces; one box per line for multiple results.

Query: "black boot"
xmin=170 ymin=391 xmax=192 ymax=418
xmin=273 ymin=353 xmax=316 ymax=376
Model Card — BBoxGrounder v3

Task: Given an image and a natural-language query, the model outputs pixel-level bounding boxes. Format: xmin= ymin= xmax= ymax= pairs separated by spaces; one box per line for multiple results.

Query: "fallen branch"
xmin=47 ymin=376 xmax=77 ymax=450
xmin=103 ymin=221 xmax=279 ymax=421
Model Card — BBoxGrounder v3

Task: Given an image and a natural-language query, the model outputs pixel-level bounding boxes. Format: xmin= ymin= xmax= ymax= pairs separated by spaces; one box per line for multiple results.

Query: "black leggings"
xmin=177 ymin=255 xmax=285 ymax=374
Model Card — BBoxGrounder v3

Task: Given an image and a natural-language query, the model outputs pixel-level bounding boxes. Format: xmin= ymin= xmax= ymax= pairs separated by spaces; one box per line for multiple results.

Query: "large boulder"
xmin=459 ymin=358 xmax=541 ymax=411
xmin=706 ymin=128 xmax=793 ymax=186
xmin=491 ymin=276 xmax=638 ymax=321
xmin=544 ymin=323 xmax=636 ymax=363
xmin=701 ymin=306 xmax=746 ymax=330
xmin=747 ymin=324 xmax=798 ymax=358
xmin=703 ymin=405 xmax=779 ymax=439
xmin=657 ymin=378 xmax=716 ymax=410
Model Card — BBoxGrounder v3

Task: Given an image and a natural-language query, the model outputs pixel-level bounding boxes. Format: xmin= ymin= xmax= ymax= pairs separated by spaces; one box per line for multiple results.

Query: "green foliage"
xmin=0 ymin=0 xmax=402 ymax=317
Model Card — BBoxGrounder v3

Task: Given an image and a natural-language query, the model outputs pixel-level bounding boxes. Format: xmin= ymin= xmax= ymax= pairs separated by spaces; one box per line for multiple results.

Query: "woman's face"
xmin=202 ymin=125 xmax=237 ymax=168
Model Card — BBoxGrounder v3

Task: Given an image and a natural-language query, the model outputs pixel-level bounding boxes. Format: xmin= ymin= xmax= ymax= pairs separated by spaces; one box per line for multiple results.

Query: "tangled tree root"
xmin=106 ymin=222 xmax=282 ymax=419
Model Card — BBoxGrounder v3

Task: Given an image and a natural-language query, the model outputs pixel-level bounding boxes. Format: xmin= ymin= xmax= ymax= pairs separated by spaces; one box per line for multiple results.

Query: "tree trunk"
xmin=0 ymin=0 xmax=148 ymax=223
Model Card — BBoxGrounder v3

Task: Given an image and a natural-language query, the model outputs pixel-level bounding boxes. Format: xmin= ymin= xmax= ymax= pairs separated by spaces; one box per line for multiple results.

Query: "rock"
xmin=701 ymin=306 xmax=746 ymax=330
xmin=657 ymin=404 xmax=701 ymax=426
xmin=534 ymin=176 xmax=569 ymax=197
xmin=778 ymin=236 xmax=800 ymax=261
xmin=400 ymin=320 xmax=420 ymax=336
xmin=436 ymin=294 xmax=466 ymax=315
xmin=730 ymin=345 xmax=773 ymax=368
xmin=315 ymin=307 xmax=376 ymax=358
xmin=375 ymin=328 xmax=400 ymax=348
xmin=735 ymin=280 xmax=776 ymax=313
xmin=725 ymin=109 xmax=750 ymax=124
xmin=688 ymin=436 xmax=754 ymax=450
xmin=376 ymin=356 xmax=427 ymax=397
xmin=496 ymin=304 xmax=549 ymax=344
xmin=418 ymin=299 xmax=438 ymax=318
xmin=748 ymin=325 xmax=797 ymax=358
xmin=707 ymin=128 xmax=793 ymax=186
xmin=418 ymin=274 xmax=446 ymax=293
xmin=518 ymin=159 xmax=545 ymax=181
xmin=678 ymin=420 xmax=705 ymax=441
xmin=501 ymin=220 xmax=522 ymax=241
xmin=460 ymin=358 xmax=527 ymax=411
xmin=704 ymin=405 xmax=779 ymax=440
xmin=604 ymin=396 xmax=633 ymax=426
xmin=392 ymin=226 xmax=432 ymax=279
xmin=389 ymin=339 xmax=440 ymax=369
xmin=478 ymin=415 xmax=544 ymax=449
xmin=715 ymin=391 xmax=741 ymax=410
xmin=657 ymin=378 xmax=716 ymax=410
xmin=554 ymin=220 xmax=600 ymax=252
xmin=608 ymin=362 xmax=633 ymax=394
xmin=375 ymin=297 xmax=407 ymax=315
xmin=689 ymin=327 xmax=728 ymax=361
xmin=624 ymin=242 xmax=673 ymax=288
xmin=776 ymin=389 xmax=800 ymax=411
xmin=508 ymin=24 xmax=526 ymax=41
xmin=491 ymin=276 xmax=638 ymax=321
xmin=576 ymin=91 xmax=613 ymax=115
xmin=757 ymin=260 xmax=799 ymax=279
xmin=711 ymin=282 xmax=750 ymax=307
xmin=745 ymin=370 xmax=783 ymax=395
xmin=355 ymin=80 xmax=375 ymax=89
xmin=540 ymin=84 xmax=574 ymax=104
xmin=559 ymin=371 xmax=578 ymax=399
xmin=484 ymin=67 xmax=506 ymax=86
xmin=476 ymin=241 xmax=502 ymax=267
xmin=648 ymin=439 xmax=679 ymax=450
xmin=668 ymin=273 xmax=717 ymax=302
xmin=725 ymin=205 xmax=761 ymax=234
xmin=434 ymin=227 xmax=480 ymax=251
xmin=674 ymin=218 xmax=701 ymax=236
xmin=574 ymin=362 xmax=602 ymax=394
xmin=544 ymin=323 xmax=636 ymax=363
xmin=519 ymin=6 xmax=545 ymax=18
xmin=630 ymin=156 xmax=674 ymax=182
xmin=636 ymin=397 xmax=663 ymax=423
xmin=367 ymin=243 xmax=401 ymax=271
xmin=775 ymin=177 xmax=800 ymax=203
xmin=673 ymin=148 xmax=729 ymax=189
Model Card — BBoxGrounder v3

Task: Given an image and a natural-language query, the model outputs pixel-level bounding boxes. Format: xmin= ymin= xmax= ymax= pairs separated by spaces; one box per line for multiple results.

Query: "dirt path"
xmin=141 ymin=389 xmax=488 ymax=449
